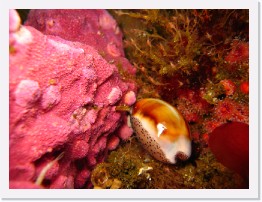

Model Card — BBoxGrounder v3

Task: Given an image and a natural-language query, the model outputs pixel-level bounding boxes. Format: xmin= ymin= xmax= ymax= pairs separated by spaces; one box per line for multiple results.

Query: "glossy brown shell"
xmin=131 ymin=98 xmax=191 ymax=164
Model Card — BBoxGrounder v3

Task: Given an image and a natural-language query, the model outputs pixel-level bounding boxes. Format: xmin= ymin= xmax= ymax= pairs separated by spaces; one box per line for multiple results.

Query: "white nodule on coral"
xmin=41 ymin=85 xmax=61 ymax=110
xmin=124 ymin=91 xmax=136 ymax=106
xmin=99 ymin=12 xmax=117 ymax=30
xmin=9 ymin=9 xmax=21 ymax=32
xmin=48 ymin=39 xmax=84 ymax=54
xmin=107 ymin=87 xmax=122 ymax=105
xmin=107 ymin=42 xmax=121 ymax=57
xmin=86 ymin=109 xmax=98 ymax=125
xmin=82 ymin=67 xmax=97 ymax=81
xmin=15 ymin=79 xmax=41 ymax=107
xmin=14 ymin=27 xmax=33 ymax=45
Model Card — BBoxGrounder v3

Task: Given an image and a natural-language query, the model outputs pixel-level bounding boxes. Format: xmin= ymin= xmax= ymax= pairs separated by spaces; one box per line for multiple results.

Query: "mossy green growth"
xmin=109 ymin=10 xmax=249 ymax=103
xmin=91 ymin=138 xmax=243 ymax=189
xmin=176 ymin=149 xmax=244 ymax=188
xmin=109 ymin=10 xmax=203 ymax=95
xmin=201 ymin=81 xmax=226 ymax=104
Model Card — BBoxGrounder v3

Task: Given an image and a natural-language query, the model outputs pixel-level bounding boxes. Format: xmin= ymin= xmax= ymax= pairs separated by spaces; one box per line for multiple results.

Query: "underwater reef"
xmin=92 ymin=9 xmax=249 ymax=189
xmin=10 ymin=9 xmax=249 ymax=189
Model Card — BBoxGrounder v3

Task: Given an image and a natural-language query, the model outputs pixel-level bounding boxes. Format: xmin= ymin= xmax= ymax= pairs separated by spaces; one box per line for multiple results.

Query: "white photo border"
xmin=1 ymin=0 xmax=259 ymax=199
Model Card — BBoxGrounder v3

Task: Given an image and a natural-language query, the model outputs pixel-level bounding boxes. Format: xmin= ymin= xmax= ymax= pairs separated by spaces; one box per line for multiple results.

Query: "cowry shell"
xmin=130 ymin=98 xmax=191 ymax=164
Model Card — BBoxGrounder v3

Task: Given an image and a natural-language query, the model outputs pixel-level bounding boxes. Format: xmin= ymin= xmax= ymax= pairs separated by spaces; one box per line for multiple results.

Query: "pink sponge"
xmin=9 ymin=9 xmax=137 ymax=189
xmin=25 ymin=9 xmax=136 ymax=75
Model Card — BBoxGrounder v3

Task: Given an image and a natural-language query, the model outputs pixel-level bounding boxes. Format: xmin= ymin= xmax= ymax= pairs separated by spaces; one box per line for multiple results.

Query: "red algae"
xmin=225 ymin=40 xmax=249 ymax=64
xmin=208 ymin=122 xmax=249 ymax=187
xmin=240 ymin=81 xmax=249 ymax=94
xmin=220 ymin=79 xmax=236 ymax=96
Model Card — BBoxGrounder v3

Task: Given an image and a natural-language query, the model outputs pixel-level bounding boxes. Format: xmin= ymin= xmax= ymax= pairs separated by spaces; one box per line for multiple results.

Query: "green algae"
xmin=109 ymin=9 xmax=249 ymax=103
xmin=91 ymin=138 xmax=243 ymax=189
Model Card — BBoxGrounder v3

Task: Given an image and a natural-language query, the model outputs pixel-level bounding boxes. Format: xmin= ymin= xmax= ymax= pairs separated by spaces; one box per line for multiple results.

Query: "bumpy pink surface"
xmin=25 ymin=9 xmax=136 ymax=75
xmin=9 ymin=9 xmax=136 ymax=189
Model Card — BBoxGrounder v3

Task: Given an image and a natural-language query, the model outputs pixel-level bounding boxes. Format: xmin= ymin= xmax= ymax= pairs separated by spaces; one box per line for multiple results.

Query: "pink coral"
xmin=70 ymin=140 xmax=90 ymax=160
xmin=25 ymin=9 xmax=136 ymax=74
xmin=123 ymin=91 xmax=136 ymax=106
xmin=35 ymin=157 xmax=60 ymax=181
xmin=107 ymin=87 xmax=122 ymax=105
xmin=117 ymin=124 xmax=134 ymax=141
xmin=75 ymin=169 xmax=91 ymax=188
xmin=41 ymin=85 xmax=61 ymax=110
xmin=10 ymin=181 xmax=42 ymax=189
xmin=14 ymin=79 xmax=41 ymax=107
xmin=9 ymin=9 xmax=21 ymax=32
xmin=9 ymin=9 xmax=137 ymax=189
xmin=107 ymin=135 xmax=120 ymax=151
xmin=107 ymin=42 xmax=122 ymax=57
xmin=10 ymin=163 xmax=35 ymax=181
xmin=50 ymin=175 xmax=74 ymax=189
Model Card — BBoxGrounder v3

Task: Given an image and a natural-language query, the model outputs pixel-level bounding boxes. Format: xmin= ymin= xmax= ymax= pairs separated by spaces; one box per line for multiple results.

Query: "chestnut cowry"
xmin=130 ymin=98 xmax=191 ymax=164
